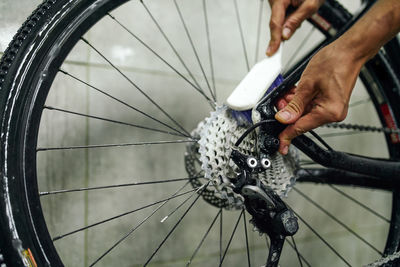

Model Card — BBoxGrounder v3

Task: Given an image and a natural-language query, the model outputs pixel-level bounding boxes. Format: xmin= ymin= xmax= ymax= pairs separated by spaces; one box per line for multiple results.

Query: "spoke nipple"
xmin=160 ymin=216 xmax=168 ymax=223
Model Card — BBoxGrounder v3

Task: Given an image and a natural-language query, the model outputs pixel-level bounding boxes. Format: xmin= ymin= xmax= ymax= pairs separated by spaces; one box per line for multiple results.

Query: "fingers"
xmin=275 ymin=97 xmax=303 ymax=124
xmin=284 ymin=92 xmax=295 ymax=103
xmin=274 ymin=82 xmax=319 ymax=155
xmin=282 ymin=1 xmax=320 ymax=40
xmin=278 ymin=108 xmax=327 ymax=154
xmin=267 ymin=0 xmax=323 ymax=56
xmin=275 ymin=77 xmax=318 ymax=122
xmin=276 ymin=96 xmax=349 ymax=155
xmin=275 ymin=87 xmax=296 ymax=110
xmin=276 ymin=98 xmax=288 ymax=110
xmin=275 ymin=86 xmax=314 ymax=124
xmin=267 ymin=0 xmax=290 ymax=56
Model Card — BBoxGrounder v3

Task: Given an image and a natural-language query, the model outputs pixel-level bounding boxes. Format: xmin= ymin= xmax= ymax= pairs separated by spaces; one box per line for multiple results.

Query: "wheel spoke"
xmin=160 ymin=182 xmax=208 ymax=223
xmin=80 ymin=37 xmax=191 ymax=137
xmin=299 ymin=160 xmax=318 ymax=166
xmin=44 ymin=105 xmax=186 ymax=138
xmin=329 ymin=185 xmax=390 ymax=223
xmin=40 ymin=176 xmax=201 ymax=196
xmin=172 ymin=0 xmax=215 ymax=101
xmin=186 ymin=209 xmax=222 ymax=266
xmin=233 ymin=0 xmax=250 ymax=71
xmin=309 ymin=130 xmax=333 ymax=150
xmin=143 ymin=185 xmax=208 ymax=266
xmin=37 ymin=139 xmax=195 ymax=152
xmin=254 ymin=0 xmax=264 ymax=65
xmin=219 ymin=210 xmax=243 ymax=266
xmin=294 ymin=187 xmax=382 ymax=255
xmin=243 ymin=210 xmax=251 ymax=267
xmin=290 ymin=207 xmax=352 ymax=267
xmin=106 ymin=13 xmax=214 ymax=105
xmin=290 ymin=236 xmax=304 ymax=267
xmin=59 ymin=69 xmax=189 ymax=137
xmin=286 ymin=237 xmax=311 ymax=267
xmin=202 ymin=0 xmax=217 ymax=98
xmin=140 ymin=1 xmax=209 ymax=100
xmin=89 ymin=181 xmax=195 ymax=266
xmin=284 ymin=28 xmax=315 ymax=70
xmin=52 ymin=183 xmax=196 ymax=241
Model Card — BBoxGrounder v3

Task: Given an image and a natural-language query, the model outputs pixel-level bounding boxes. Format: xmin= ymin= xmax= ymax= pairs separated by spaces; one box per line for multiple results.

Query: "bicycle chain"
xmin=323 ymin=122 xmax=400 ymax=134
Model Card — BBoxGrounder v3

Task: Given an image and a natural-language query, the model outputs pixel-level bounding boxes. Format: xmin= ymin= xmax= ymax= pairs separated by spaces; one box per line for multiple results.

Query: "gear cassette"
xmin=185 ymin=105 xmax=299 ymax=210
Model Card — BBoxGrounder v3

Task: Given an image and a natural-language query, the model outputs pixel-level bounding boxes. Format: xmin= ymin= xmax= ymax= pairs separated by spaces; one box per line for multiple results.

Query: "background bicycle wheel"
xmin=0 ymin=0 xmax=393 ymax=266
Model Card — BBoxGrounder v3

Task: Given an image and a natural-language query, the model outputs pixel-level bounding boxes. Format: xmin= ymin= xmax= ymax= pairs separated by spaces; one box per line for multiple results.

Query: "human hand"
xmin=267 ymin=0 xmax=324 ymax=56
xmin=274 ymin=42 xmax=365 ymax=155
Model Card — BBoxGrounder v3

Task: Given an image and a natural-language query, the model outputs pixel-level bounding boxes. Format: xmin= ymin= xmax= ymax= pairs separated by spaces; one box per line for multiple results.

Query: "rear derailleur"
xmin=230 ymin=101 xmax=299 ymax=267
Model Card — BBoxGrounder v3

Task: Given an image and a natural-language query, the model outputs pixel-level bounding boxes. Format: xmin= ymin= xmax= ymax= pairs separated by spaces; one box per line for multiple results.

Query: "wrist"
xmin=333 ymin=0 xmax=400 ymax=66
xmin=327 ymin=38 xmax=366 ymax=73
xmin=336 ymin=30 xmax=379 ymax=67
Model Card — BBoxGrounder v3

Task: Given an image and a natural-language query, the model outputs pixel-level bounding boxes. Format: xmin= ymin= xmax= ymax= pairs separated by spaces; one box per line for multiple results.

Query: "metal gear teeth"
xmin=186 ymin=104 xmax=300 ymax=210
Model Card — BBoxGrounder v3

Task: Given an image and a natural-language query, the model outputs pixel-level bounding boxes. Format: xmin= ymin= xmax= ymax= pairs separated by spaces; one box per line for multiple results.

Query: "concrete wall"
xmin=0 ymin=1 xmax=392 ymax=266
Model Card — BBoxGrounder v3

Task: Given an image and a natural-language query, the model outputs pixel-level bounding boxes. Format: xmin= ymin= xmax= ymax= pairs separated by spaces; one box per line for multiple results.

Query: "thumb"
xmin=282 ymin=3 xmax=319 ymax=40
xmin=275 ymin=95 xmax=305 ymax=124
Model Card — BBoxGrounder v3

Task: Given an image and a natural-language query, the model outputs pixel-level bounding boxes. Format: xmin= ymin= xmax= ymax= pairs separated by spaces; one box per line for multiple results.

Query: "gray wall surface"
xmin=0 ymin=1 xmax=392 ymax=266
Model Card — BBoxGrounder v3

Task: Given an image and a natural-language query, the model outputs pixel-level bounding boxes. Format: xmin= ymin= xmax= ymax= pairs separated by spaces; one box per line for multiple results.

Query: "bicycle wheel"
xmin=0 ymin=0 xmax=399 ymax=266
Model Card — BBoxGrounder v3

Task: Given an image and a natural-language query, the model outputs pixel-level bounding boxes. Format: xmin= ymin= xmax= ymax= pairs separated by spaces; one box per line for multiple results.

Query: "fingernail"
xmin=276 ymin=110 xmax=292 ymax=122
xmin=282 ymin=27 xmax=291 ymax=39
xmin=266 ymin=46 xmax=272 ymax=56
xmin=282 ymin=145 xmax=289 ymax=155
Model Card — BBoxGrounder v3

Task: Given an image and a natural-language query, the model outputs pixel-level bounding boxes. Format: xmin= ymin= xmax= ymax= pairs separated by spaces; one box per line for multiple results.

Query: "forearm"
xmin=336 ymin=0 xmax=400 ymax=64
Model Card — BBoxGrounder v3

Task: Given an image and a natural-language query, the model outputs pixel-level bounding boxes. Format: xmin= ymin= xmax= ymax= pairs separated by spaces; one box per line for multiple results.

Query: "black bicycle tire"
xmin=0 ymin=0 xmax=399 ymax=266
xmin=0 ymin=0 xmax=129 ymax=266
